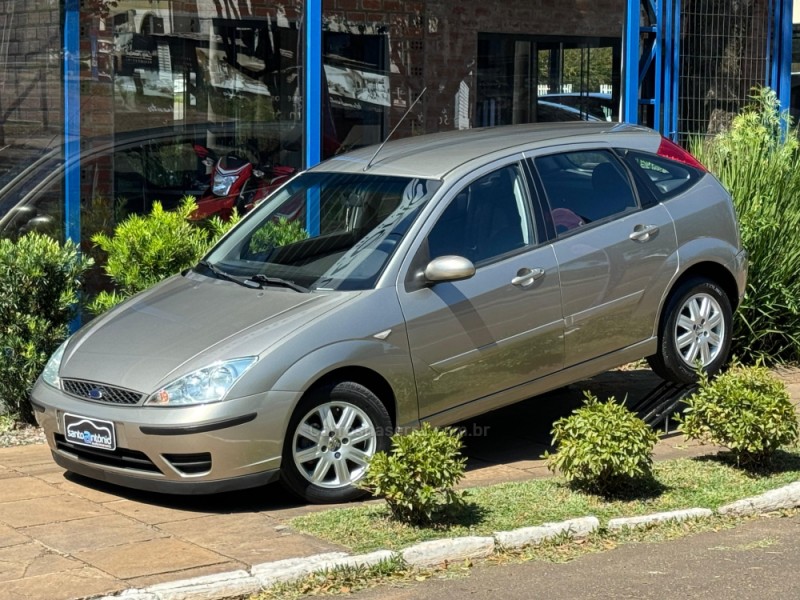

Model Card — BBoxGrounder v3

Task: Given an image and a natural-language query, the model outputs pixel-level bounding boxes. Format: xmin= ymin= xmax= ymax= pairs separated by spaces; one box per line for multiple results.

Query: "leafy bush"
xmin=359 ymin=422 xmax=466 ymax=524
xmin=679 ymin=364 xmax=798 ymax=467
xmin=544 ymin=392 xmax=658 ymax=494
xmin=248 ymin=216 xmax=309 ymax=254
xmin=0 ymin=233 xmax=92 ymax=423
xmin=691 ymin=88 xmax=800 ymax=363
xmin=88 ymin=197 xmax=237 ymax=314
xmin=0 ymin=413 xmax=12 ymax=433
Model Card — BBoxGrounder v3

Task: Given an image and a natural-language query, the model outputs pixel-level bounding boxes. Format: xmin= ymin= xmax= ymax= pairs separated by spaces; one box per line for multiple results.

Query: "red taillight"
xmin=656 ymin=137 xmax=707 ymax=172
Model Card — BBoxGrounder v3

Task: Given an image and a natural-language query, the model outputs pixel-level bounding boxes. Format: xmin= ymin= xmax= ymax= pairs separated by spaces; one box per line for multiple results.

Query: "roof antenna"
xmin=364 ymin=86 xmax=427 ymax=171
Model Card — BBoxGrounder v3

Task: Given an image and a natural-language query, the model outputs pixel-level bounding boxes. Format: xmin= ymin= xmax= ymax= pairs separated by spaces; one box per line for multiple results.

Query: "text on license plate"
xmin=63 ymin=413 xmax=116 ymax=451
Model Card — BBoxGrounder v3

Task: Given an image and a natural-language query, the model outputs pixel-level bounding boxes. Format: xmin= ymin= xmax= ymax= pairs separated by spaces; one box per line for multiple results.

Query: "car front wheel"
xmin=648 ymin=277 xmax=733 ymax=384
xmin=281 ymin=381 xmax=391 ymax=503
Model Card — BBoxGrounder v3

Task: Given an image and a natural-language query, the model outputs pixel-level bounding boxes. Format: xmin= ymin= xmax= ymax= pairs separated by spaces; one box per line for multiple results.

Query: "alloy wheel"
xmin=291 ymin=401 xmax=377 ymax=489
xmin=674 ymin=292 xmax=725 ymax=367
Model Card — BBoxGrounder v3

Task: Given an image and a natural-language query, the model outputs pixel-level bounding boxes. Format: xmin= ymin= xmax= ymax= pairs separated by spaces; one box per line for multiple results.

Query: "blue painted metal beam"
xmin=638 ymin=39 xmax=656 ymax=86
xmin=653 ymin=0 xmax=663 ymax=131
xmin=766 ymin=0 xmax=791 ymax=126
xmin=63 ymin=0 xmax=80 ymax=244
xmin=777 ymin=0 xmax=792 ymax=113
xmin=625 ymin=0 xmax=681 ymax=138
xmin=623 ymin=0 xmax=641 ymax=123
xmin=769 ymin=0 xmax=778 ymax=92
xmin=667 ymin=0 xmax=681 ymax=140
xmin=305 ymin=0 xmax=321 ymax=237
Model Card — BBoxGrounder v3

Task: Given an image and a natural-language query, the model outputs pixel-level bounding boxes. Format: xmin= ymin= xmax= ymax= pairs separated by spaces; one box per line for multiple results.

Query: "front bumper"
xmin=31 ymin=379 xmax=302 ymax=495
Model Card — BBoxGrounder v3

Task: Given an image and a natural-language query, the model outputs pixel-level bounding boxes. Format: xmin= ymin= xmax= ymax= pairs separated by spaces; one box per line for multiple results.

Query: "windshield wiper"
xmin=195 ymin=260 xmax=254 ymax=289
xmin=247 ymin=273 xmax=309 ymax=293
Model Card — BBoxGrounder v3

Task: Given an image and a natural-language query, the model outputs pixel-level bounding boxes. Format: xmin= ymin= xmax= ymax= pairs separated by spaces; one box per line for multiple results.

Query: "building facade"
xmin=0 ymin=0 xmax=793 ymax=248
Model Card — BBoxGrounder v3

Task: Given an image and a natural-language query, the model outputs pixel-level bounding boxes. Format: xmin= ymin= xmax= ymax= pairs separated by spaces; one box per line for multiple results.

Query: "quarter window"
xmin=535 ymin=150 xmax=637 ymax=235
xmin=620 ymin=150 xmax=702 ymax=199
xmin=427 ymin=164 xmax=533 ymax=265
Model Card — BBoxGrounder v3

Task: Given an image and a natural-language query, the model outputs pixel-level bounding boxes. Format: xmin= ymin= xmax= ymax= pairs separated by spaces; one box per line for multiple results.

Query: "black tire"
xmin=648 ymin=277 xmax=733 ymax=384
xmin=280 ymin=381 xmax=391 ymax=504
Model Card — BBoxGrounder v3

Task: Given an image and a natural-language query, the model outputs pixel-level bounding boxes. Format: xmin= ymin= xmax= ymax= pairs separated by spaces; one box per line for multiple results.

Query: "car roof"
xmin=314 ymin=122 xmax=659 ymax=180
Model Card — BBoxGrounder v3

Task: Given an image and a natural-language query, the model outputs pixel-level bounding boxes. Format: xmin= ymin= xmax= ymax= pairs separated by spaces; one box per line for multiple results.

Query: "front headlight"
xmin=145 ymin=357 xmax=257 ymax=406
xmin=42 ymin=340 xmax=68 ymax=389
xmin=212 ymin=174 xmax=238 ymax=196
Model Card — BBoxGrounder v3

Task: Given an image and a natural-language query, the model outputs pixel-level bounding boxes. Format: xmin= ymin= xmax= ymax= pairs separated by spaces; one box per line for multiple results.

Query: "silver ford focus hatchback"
xmin=31 ymin=123 xmax=747 ymax=503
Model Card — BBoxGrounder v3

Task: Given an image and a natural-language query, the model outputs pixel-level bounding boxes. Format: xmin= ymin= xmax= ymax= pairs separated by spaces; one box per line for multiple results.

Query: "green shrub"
xmin=88 ymin=197 xmax=237 ymax=314
xmin=0 ymin=413 xmax=12 ymax=433
xmin=0 ymin=233 xmax=92 ymax=423
xmin=679 ymin=364 xmax=798 ymax=467
xmin=248 ymin=216 xmax=309 ymax=254
xmin=544 ymin=392 xmax=658 ymax=494
xmin=690 ymin=87 xmax=800 ymax=363
xmin=358 ymin=422 xmax=466 ymax=524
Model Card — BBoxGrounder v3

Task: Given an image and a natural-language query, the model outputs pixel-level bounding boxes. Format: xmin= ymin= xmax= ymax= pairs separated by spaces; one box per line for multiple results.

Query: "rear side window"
xmin=620 ymin=150 xmax=703 ymax=200
xmin=534 ymin=150 xmax=638 ymax=236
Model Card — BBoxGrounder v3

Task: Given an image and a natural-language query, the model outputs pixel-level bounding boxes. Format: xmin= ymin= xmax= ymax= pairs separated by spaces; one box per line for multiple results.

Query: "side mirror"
xmin=424 ymin=255 xmax=475 ymax=283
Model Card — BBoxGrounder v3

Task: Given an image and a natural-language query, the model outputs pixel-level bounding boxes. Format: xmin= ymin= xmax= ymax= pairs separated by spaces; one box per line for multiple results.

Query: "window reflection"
xmin=477 ymin=35 xmax=621 ymax=127
xmin=0 ymin=1 xmax=628 ymax=256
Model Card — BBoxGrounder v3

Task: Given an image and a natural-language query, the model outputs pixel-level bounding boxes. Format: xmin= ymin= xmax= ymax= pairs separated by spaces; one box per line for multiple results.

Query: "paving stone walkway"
xmin=2 ymin=368 xmax=799 ymax=600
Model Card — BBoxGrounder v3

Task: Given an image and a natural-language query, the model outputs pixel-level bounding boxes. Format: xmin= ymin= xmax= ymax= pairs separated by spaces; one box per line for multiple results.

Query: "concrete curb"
xmin=401 ymin=536 xmax=495 ymax=567
xmin=88 ymin=481 xmax=800 ymax=600
xmin=607 ymin=508 xmax=713 ymax=531
xmin=494 ymin=516 xmax=599 ymax=550
xmin=717 ymin=480 xmax=800 ymax=516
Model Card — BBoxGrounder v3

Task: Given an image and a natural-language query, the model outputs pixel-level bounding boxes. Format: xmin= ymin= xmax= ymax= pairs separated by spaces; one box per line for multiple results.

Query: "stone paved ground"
xmin=2 ymin=368 xmax=799 ymax=600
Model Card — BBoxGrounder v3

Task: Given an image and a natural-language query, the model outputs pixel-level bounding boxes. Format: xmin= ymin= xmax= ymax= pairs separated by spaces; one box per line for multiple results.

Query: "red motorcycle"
xmin=191 ymin=149 xmax=296 ymax=221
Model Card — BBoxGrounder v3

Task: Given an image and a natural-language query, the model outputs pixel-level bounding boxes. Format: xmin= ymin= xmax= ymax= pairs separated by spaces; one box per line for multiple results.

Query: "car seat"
xmin=590 ymin=161 xmax=635 ymax=219
xmin=468 ymin=169 xmax=525 ymax=262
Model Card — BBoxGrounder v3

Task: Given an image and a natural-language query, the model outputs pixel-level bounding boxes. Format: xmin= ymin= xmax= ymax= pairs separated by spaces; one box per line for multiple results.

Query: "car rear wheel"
xmin=281 ymin=381 xmax=391 ymax=503
xmin=648 ymin=277 xmax=732 ymax=384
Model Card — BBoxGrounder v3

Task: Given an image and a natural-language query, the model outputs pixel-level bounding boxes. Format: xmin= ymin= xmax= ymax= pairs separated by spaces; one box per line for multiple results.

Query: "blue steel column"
xmin=63 ymin=0 xmax=80 ymax=244
xmin=624 ymin=0 xmax=681 ymax=138
xmin=778 ymin=0 xmax=792 ymax=113
xmin=767 ymin=0 xmax=792 ymax=115
xmin=769 ymin=0 xmax=780 ymax=94
xmin=652 ymin=0 xmax=662 ymax=131
xmin=623 ymin=0 xmax=641 ymax=123
xmin=304 ymin=0 xmax=321 ymax=236
xmin=669 ymin=0 xmax=681 ymax=140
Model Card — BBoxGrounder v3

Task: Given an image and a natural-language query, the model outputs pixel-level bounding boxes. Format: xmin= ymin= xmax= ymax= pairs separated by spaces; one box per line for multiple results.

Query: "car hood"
xmin=61 ymin=272 xmax=355 ymax=392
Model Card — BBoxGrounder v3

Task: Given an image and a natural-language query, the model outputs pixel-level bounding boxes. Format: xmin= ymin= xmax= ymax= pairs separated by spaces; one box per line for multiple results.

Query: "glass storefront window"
xmin=477 ymin=35 xmax=621 ymax=126
xmin=1 ymin=1 xmax=305 ymax=248
xmin=1 ymin=1 xmax=627 ymax=256
xmin=320 ymin=3 xmax=625 ymax=160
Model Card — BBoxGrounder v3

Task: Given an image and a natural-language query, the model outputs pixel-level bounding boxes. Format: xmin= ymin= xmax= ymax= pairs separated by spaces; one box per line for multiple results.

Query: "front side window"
xmin=535 ymin=150 xmax=637 ymax=235
xmin=427 ymin=164 xmax=533 ymax=265
xmin=204 ymin=172 xmax=440 ymax=291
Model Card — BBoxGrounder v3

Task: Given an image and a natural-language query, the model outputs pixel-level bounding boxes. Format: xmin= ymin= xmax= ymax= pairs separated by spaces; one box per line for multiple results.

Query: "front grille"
xmin=62 ymin=379 xmax=143 ymax=405
xmin=54 ymin=433 xmax=160 ymax=473
xmin=163 ymin=453 xmax=212 ymax=475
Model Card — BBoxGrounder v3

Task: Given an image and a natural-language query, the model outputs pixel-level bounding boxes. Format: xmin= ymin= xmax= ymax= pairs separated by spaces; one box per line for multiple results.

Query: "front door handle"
xmin=629 ymin=224 xmax=659 ymax=242
xmin=511 ymin=267 xmax=545 ymax=288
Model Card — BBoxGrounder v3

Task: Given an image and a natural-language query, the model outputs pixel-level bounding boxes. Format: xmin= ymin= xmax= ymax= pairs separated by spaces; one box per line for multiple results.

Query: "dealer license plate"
xmin=63 ymin=413 xmax=117 ymax=451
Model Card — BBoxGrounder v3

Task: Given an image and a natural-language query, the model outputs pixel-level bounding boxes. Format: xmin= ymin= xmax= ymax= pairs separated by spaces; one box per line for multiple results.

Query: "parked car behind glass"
xmin=31 ymin=122 xmax=746 ymax=503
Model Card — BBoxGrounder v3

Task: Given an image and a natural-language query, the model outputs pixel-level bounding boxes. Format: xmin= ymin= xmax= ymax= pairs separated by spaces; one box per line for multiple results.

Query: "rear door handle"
xmin=511 ymin=267 xmax=545 ymax=288
xmin=629 ymin=224 xmax=659 ymax=242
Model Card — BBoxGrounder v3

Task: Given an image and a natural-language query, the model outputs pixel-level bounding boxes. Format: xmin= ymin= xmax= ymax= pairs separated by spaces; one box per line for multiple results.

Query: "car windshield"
xmin=203 ymin=171 xmax=440 ymax=291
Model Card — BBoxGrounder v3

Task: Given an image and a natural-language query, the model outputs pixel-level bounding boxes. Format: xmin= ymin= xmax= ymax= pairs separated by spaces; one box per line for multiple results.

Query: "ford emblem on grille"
xmin=87 ymin=388 xmax=105 ymax=400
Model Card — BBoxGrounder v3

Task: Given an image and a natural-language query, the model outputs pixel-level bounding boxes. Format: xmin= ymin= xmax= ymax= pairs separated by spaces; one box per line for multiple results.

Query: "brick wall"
xmin=322 ymin=0 xmax=625 ymax=139
xmin=0 ymin=0 xmax=62 ymax=146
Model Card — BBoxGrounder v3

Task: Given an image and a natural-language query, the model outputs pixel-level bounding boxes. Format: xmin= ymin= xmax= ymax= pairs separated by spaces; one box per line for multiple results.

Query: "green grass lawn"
xmin=290 ymin=453 xmax=800 ymax=553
